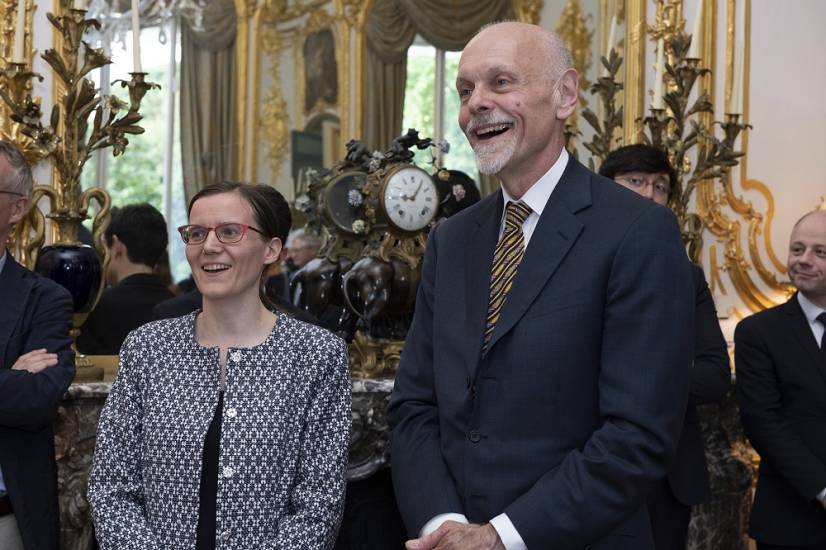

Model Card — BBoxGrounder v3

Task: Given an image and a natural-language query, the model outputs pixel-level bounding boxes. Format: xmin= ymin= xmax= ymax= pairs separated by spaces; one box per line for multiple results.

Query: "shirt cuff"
xmin=817 ymin=487 xmax=826 ymax=504
xmin=419 ymin=513 xmax=469 ymax=537
xmin=490 ymin=513 xmax=527 ymax=550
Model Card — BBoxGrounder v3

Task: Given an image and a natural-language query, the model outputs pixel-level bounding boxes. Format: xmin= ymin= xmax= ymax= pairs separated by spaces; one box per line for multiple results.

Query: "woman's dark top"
xmin=196 ymin=391 xmax=224 ymax=550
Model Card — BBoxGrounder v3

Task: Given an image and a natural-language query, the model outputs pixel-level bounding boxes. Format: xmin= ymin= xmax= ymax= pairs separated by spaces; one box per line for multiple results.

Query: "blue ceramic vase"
xmin=35 ymin=244 xmax=102 ymax=315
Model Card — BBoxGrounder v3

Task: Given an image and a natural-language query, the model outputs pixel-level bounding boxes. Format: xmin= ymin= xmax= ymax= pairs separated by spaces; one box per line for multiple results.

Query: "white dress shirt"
xmin=796 ymin=292 xmax=826 ymax=506
xmin=421 ymin=150 xmax=570 ymax=550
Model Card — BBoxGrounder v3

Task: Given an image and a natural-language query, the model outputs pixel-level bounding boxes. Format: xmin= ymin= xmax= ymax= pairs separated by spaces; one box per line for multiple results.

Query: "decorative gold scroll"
xmin=556 ymin=0 xmax=593 ymax=135
xmin=623 ymin=0 xmax=645 ymax=144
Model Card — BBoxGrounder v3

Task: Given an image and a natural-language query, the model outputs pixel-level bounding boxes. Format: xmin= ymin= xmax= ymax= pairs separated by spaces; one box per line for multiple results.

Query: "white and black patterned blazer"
xmin=88 ymin=312 xmax=351 ymax=549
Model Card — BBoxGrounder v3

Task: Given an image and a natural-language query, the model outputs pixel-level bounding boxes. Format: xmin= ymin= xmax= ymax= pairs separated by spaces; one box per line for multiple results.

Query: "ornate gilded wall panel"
xmin=556 ymin=0 xmax=593 ymax=135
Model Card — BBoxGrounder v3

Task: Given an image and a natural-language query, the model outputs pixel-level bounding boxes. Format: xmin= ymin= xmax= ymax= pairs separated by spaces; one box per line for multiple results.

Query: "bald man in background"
xmin=388 ymin=22 xmax=694 ymax=550
xmin=736 ymin=210 xmax=826 ymax=550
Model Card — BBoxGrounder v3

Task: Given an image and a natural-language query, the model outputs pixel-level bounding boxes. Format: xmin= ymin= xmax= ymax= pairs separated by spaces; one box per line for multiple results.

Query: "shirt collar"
xmin=0 ymin=251 xmax=6 ymax=275
xmin=797 ymin=291 xmax=826 ymax=324
xmin=501 ymin=149 xmax=569 ymax=216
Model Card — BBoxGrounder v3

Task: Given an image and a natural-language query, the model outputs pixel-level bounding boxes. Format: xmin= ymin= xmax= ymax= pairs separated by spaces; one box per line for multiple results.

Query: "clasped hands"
xmin=406 ymin=521 xmax=505 ymax=550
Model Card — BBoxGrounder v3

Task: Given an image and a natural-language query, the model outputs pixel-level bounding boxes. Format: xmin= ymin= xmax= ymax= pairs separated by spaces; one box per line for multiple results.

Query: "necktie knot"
xmin=504 ymin=201 xmax=532 ymax=232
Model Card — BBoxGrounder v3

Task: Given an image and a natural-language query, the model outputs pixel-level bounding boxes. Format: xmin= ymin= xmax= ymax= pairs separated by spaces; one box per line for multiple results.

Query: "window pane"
xmin=443 ymin=51 xmax=479 ymax=183
xmin=81 ymin=24 xmax=189 ymax=283
xmin=402 ymin=43 xmax=436 ymax=166
xmin=104 ymin=27 xmax=165 ymax=207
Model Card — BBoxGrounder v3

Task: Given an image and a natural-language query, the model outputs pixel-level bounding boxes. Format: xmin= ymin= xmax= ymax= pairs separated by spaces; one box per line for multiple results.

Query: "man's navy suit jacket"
xmin=0 ymin=253 xmax=75 ymax=550
xmin=388 ymin=157 xmax=695 ymax=549
xmin=735 ymin=295 xmax=826 ymax=546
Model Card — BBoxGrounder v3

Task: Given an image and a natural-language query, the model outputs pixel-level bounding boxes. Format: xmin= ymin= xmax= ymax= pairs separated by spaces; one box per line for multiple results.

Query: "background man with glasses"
xmin=0 ymin=139 xmax=75 ymax=550
xmin=601 ymin=143 xmax=731 ymax=549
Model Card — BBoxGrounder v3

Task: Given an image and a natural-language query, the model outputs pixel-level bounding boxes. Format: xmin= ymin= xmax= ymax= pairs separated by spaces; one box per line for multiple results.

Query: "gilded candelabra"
xmin=641 ymin=31 xmax=750 ymax=263
xmin=0 ymin=4 xmax=158 ymax=380
xmin=580 ymin=48 xmax=624 ymax=170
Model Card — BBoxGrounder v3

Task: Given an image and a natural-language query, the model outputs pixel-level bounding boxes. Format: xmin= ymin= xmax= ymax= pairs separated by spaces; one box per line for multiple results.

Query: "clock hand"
xmin=411 ymin=181 xmax=424 ymax=199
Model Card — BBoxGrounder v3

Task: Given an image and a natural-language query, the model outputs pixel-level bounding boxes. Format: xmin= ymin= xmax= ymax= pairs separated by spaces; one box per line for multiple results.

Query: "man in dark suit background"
xmin=735 ymin=209 xmax=826 ymax=550
xmin=388 ymin=23 xmax=694 ymax=550
xmin=0 ymin=140 xmax=75 ymax=549
xmin=600 ymin=144 xmax=731 ymax=549
xmin=77 ymin=203 xmax=173 ymax=355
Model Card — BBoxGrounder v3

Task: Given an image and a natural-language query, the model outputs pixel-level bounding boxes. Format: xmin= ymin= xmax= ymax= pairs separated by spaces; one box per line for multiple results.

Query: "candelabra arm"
xmin=79 ymin=187 xmax=111 ymax=313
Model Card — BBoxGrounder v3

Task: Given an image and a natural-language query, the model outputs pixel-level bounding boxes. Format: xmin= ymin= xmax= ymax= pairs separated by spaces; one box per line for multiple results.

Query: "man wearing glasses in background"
xmin=0 ymin=139 xmax=75 ymax=550
xmin=600 ymin=144 xmax=731 ymax=549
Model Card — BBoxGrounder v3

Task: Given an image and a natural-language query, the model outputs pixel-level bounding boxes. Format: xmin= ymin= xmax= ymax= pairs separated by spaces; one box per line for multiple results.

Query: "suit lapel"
xmin=464 ymin=192 xmax=503 ymax=375
xmin=0 ymin=254 xmax=34 ymax=369
xmin=484 ymin=159 xmax=591 ymax=355
xmin=784 ymin=296 xmax=826 ymax=390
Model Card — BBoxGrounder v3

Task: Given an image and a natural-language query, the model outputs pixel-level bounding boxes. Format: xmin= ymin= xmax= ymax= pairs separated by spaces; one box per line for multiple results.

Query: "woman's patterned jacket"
xmin=88 ymin=312 xmax=351 ymax=549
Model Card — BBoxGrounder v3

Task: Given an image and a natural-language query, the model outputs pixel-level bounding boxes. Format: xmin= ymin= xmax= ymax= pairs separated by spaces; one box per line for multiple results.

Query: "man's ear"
xmin=8 ymin=196 xmax=29 ymax=225
xmin=555 ymin=68 xmax=580 ymax=121
xmin=109 ymin=235 xmax=125 ymax=258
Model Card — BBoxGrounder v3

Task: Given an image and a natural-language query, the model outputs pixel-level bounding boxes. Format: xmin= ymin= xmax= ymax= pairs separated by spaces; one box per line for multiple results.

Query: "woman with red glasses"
xmin=88 ymin=181 xmax=351 ymax=550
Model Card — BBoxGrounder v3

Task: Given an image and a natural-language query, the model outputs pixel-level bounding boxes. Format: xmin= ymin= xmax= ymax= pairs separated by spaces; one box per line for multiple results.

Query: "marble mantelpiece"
xmin=56 ymin=377 xmax=759 ymax=550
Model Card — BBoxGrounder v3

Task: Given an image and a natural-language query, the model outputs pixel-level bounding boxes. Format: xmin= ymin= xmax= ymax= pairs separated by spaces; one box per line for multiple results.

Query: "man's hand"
xmin=406 ymin=521 xmax=505 ymax=550
xmin=12 ymin=348 xmax=58 ymax=374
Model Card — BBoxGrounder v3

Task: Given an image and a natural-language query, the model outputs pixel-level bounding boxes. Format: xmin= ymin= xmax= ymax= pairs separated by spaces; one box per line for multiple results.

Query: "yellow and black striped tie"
xmin=482 ymin=200 xmax=532 ymax=352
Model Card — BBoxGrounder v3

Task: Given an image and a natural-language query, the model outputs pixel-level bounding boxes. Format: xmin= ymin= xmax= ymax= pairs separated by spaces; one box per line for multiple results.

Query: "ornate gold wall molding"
xmin=333 ymin=0 xmax=372 ymax=140
xmin=692 ymin=0 xmax=790 ymax=312
xmin=513 ymin=0 xmax=543 ymax=24
xmin=260 ymin=21 xmax=290 ymax=184
xmin=293 ymin=8 xmax=340 ymax=129
xmin=556 ymin=0 xmax=593 ymax=135
xmin=235 ymin=0 xmax=251 ymax=181
xmin=622 ymin=0 xmax=645 ymax=144
xmin=255 ymin=0 xmax=369 ymax=183
xmin=1 ymin=0 xmax=46 ymax=172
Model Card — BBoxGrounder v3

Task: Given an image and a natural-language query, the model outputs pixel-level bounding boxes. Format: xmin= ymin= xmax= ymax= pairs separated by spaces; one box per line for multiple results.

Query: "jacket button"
xmin=220 ymin=530 xmax=231 ymax=541
xmin=226 ymin=407 xmax=237 ymax=418
xmin=223 ymin=466 xmax=234 ymax=478
xmin=468 ymin=430 xmax=481 ymax=443
xmin=230 ymin=351 xmax=242 ymax=362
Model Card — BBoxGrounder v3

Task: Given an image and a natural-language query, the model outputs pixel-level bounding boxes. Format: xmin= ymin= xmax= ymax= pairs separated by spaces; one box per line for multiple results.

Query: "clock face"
xmin=324 ymin=171 xmax=367 ymax=234
xmin=383 ymin=166 xmax=439 ymax=232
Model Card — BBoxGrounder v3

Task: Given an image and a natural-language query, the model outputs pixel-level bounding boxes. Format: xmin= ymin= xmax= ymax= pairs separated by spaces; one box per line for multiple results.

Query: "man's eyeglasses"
xmin=614 ymin=175 xmax=671 ymax=197
xmin=177 ymin=223 xmax=265 ymax=245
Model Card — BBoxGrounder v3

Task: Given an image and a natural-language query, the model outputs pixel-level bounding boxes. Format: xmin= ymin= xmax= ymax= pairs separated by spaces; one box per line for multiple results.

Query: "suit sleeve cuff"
xmin=419 ymin=513 xmax=469 ymax=537
xmin=817 ymin=487 xmax=826 ymax=504
xmin=490 ymin=513 xmax=527 ymax=550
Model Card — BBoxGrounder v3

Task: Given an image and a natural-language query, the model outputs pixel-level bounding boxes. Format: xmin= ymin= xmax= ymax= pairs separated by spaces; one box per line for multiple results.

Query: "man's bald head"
xmin=787 ymin=208 xmax=826 ymax=306
xmin=467 ymin=22 xmax=573 ymax=85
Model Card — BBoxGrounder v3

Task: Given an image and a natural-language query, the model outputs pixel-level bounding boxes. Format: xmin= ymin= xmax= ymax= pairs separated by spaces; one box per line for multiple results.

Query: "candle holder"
xmin=0 ymin=4 xmax=159 ymax=381
xmin=639 ymin=28 xmax=750 ymax=263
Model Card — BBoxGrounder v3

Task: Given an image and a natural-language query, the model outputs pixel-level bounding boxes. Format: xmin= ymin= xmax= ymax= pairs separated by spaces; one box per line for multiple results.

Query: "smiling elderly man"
xmin=388 ymin=22 xmax=694 ymax=550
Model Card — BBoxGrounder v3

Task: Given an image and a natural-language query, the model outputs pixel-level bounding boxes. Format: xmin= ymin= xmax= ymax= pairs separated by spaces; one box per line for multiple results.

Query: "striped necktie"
xmin=817 ymin=312 xmax=826 ymax=362
xmin=482 ymin=200 xmax=533 ymax=352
